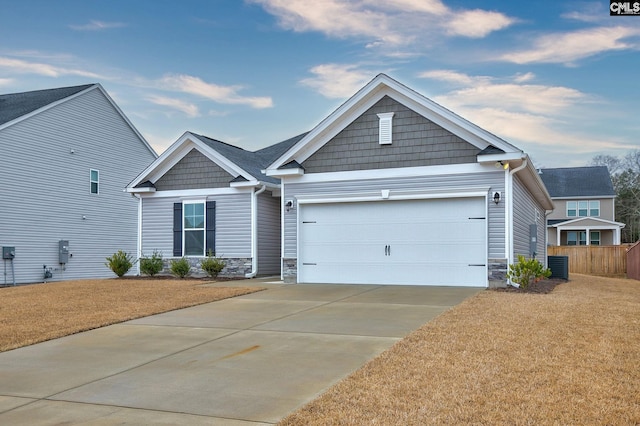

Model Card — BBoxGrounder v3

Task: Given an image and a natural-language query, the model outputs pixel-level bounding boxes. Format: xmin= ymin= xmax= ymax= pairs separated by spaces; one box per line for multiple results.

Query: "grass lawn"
xmin=0 ymin=278 xmax=263 ymax=352
xmin=279 ymin=274 xmax=640 ymax=425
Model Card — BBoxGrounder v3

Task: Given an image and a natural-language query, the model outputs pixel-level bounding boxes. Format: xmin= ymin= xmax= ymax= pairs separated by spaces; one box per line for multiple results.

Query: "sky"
xmin=0 ymin=0 xmax=638 ymax=168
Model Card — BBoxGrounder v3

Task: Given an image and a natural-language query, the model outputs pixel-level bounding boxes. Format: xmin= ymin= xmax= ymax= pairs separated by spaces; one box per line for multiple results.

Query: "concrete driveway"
xmin=0 ymin=278 xmax=482 ymax=425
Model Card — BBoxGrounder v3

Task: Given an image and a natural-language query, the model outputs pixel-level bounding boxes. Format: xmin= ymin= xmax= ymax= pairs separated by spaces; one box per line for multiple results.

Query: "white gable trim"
xmin=127 ymin=132 xmax=255 ymax=190
xmin=267 ymin=74 xmax=522 ymax=171
xmin=551 ymin=217 xmax=625 ymax=228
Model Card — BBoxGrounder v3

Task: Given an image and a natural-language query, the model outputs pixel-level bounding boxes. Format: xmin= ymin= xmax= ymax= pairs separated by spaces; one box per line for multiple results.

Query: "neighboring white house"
xmin=0 ymin=84 xmax=157 ymax=284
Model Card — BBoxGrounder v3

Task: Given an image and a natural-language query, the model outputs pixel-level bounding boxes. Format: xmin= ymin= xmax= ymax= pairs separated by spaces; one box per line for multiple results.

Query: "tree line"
xmin=590 ymin=151 xmax=640 ymax=243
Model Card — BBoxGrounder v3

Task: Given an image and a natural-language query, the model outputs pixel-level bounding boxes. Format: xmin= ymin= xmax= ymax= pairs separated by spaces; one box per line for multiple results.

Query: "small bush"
xmin=139 ymin=250 xmax=164 ymax=277
xmin=170 ymin=257 xmax=191 ymax=278
xmin=105 ymin=250 xmax=135 ymax=278
xmin=507 ymin=254 xmax=551 ymax=289
xmin=200 ymin=250 xmax=226 ymax=278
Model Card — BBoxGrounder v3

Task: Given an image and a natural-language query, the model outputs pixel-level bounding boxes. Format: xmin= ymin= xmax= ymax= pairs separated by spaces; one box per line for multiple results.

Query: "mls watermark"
xmin=610 ymin=1 xmax=640 ymax=15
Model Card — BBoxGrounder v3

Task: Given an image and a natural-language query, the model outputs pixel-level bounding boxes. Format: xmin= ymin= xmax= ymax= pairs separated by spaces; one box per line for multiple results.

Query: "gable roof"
xmin=127 ymin=131 xmax=308 ymax=190
xmin=0 ymin=84 xmax=94 ymax=127
xmin=266 ymin=73 xmax=524 ymax=172
xmin=539 ymin=166 xmax=615 ymax=198
xmin=0 ymin=83 xmax=157 ymax=158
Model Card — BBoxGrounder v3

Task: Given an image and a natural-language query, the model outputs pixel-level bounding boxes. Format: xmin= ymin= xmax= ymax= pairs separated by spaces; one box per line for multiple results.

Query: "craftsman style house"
xmin=0 ymin=84 xmax=157 ymax=284
xmin=540 ymin=166 xmax=624 ymax=246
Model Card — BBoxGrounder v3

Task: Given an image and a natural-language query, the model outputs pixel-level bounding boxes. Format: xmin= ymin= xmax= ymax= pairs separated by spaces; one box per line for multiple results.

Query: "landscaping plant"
xmin=105 ymin=250 xmax=135 ymax=277
xmin=200 ymin=250 xmax=226 ymax=278
xmin=506 ymin=254 xmax=551 ymax=289
xmin=139 ymin=250 xmax=164 ymax=276
xmin=170 ymin=257 xmax=191 ymax=278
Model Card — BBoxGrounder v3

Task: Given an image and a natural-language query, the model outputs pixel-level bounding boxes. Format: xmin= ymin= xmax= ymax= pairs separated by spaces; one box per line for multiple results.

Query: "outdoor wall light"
xmin=285 ymin=200 xmax=294 ymax=212
xmin=495 ymin=161 xmax=510 ymax=170
xmin=493 ymin=192 xmax=501 ymax=204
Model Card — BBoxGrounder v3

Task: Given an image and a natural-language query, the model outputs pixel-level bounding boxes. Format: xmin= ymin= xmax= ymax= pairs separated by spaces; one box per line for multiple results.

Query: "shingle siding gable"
xmin=154 ymin=148 xmax=234 ymax=190
xmin=301 ymin=96 xmax=480 ymax=173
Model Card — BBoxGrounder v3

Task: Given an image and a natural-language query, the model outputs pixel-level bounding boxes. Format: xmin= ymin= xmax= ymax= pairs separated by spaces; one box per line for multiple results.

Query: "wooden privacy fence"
xmin=626 ymin=242 xmax=640 ymax=280
xmin=547 ymin=245 xmax=628 ymax=276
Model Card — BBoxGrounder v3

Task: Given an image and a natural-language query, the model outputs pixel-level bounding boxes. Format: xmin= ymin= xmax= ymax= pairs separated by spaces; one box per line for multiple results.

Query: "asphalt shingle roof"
xmin=192 ymin=132 xmax=308 ymax=184
xmin=539 ymin=166 xmax=615 ymax=198
xmin=0 ymin=84 xmax=94 ymax=127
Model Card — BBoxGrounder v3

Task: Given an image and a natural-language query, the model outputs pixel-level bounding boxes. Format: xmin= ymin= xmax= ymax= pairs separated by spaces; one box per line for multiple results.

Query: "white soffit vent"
xmin=377 ymin=112 xmax=394 ymax=145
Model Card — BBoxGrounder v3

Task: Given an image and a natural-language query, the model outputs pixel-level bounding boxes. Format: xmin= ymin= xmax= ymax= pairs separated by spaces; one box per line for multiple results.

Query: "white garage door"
xmin=298 ymin=198 xmax=487 ymax=286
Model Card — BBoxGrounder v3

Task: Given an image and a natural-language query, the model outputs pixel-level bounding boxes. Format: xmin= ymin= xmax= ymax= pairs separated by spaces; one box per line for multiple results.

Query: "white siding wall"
xmin=283 ymin=171 xmax=505 ymax=260
xmin=257 ymin=191 xmax=281 ymax=275
xmin=141 ymin=192 xmax=252 ymax=259
xmin=0 ymin=88 xmax=156 ymax=284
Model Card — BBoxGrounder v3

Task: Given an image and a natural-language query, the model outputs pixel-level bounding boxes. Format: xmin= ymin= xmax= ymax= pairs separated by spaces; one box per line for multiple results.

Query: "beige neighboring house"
xmin=540 ymin=166 xmax=625 ymax=246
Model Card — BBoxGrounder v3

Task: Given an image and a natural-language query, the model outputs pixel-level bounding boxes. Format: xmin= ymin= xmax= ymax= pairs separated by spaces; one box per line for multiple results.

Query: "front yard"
xmin=280 ymin=274 xmax=640 ymax=425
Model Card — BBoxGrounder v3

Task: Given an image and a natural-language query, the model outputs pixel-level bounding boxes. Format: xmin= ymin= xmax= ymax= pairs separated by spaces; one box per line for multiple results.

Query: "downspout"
xmin=506 ymin=159 xmax=528 ymax=285
xmin=134 ymin=193 xmax=142 ymax=276
xmin=246 ymin=185 xmax=267 ymax=278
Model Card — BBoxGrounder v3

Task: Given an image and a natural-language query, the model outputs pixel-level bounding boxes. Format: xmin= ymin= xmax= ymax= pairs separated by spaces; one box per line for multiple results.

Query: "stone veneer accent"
xmin=488 ymin=258 xmax=508 ymax=288
xmin=161 ymin=257 xmax=252 ymax=278
xmin=283 ymin=258 xmax=297 ymax=283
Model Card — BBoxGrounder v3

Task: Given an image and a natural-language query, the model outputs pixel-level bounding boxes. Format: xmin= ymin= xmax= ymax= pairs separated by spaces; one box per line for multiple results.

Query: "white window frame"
xmin=567 ymin=231 xmax=587 ymax=246
xmin=567 ymin=200 xmax=600 ymax=217
xmin=377 ymin=112 xmax=394 ymax=145
xmin=182 ymin=200 xmax=206 ymax=257
xmin=90 ymin=169 xmax=99 ymax=194
xmin=589 ymin=200 xmax=600 ymax=217
xmin=590 ymin=231 xmax=601 ymax=245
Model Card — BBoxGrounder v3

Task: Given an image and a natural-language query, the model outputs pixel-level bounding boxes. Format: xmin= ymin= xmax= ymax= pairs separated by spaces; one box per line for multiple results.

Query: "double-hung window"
xmin=567 ymin=200 xmax=600 ymax=217
xmin=183 ymin=202 xmax=205 ymax=256
xmin=90 ymin=169 xmax=99 ymax=194
xmin=567 ymin=231 xmax=587 ymax=246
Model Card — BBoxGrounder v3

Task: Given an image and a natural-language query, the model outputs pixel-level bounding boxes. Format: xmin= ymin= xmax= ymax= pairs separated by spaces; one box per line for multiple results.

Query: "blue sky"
xmin=1 ymin=0 xmax=638 ymax=167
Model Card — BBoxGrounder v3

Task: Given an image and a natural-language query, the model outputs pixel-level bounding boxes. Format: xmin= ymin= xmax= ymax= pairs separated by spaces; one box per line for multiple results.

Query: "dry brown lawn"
xmin=280 ymin=274 xmax=640 ymax=425
xmin=0 ymin=278 xmax=262 ymax=352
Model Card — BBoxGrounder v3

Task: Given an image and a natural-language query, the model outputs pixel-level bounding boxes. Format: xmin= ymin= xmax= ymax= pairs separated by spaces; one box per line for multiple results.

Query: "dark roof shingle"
xmin=0 ymin=84 xmax=94 ymax=126
xmin=539 ymin=166 xmax=615 ymax=198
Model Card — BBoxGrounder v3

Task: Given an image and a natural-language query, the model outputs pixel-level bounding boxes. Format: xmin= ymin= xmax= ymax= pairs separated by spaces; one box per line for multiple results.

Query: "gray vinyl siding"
xmin=0 ymin=87 xmax=156 ymax=284
xmin=301 ymin=96 xmax=479 ymax=173
xmin=141 ymin=192 xmax=252 ymax=259
xmin=257 ymin=191 xmax=281 ymax=275
xmin=283 ymin=171 xmax=505 ymax=259
xmin=154 ymin=148 xmax=234 ymax=190
xmin=512 ymin=175 xmax=546 ymax=262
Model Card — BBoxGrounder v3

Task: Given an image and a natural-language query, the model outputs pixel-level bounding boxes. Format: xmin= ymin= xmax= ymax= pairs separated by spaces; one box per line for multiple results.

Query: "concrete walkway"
xmin=0 ymin=278 xmax=482 ymax=425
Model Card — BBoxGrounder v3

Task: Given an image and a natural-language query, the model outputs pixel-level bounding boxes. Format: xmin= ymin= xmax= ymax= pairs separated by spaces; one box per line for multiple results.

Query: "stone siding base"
xmin=161 ymin=257 xmax=252 ymax=278
xmin=283 ymin=258 xmax=297 ymax=283
xmin=488 ymin=258 xmax=508 ymax=288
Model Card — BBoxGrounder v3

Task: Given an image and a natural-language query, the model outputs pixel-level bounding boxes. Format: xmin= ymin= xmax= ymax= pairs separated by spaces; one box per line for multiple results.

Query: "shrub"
xmin=139 ymin=250 xmax=164 ymax=277
xmin=105 ymin=250 xmax=135 ymax=278
xmin=506 ymin=255 xmax=551 ymax=289
xmin=170 ymin=257 xmax=191 ymax=278
xmin=200 ymin=250 xmax=226 ymax=278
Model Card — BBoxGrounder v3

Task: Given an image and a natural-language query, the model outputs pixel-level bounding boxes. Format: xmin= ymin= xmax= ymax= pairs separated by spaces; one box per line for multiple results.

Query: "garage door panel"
xmin=298 ymin=198 xmax=487 ymax=286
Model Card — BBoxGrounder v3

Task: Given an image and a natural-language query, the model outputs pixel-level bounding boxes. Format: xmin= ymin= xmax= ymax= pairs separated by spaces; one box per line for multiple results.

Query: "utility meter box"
xmin=2 ymin=246 xmax=15 ymax=259
xmin=59 ymin=240 xmax=69 ymax=264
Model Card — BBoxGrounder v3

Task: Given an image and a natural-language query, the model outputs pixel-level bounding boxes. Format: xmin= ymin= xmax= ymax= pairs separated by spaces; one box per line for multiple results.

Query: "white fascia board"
xmin=126 ymin=186 xmax=156 ymax=193
xmin=296 ymin=186 xmax=491 ymax=205
xmin=282 ymin=162 xmax=494 ymax=185
xmin=551 ymin=195 xmax=616 ymax=200
xmin=265 ymin=168 xmax=305 ymax=177
xmin=477 ymin=153 xmax=526 ymax=163
xmin=137 ymin=186 xmax=252 ymax=199
xmin=553 ymin=217 xmax=625 ymax=227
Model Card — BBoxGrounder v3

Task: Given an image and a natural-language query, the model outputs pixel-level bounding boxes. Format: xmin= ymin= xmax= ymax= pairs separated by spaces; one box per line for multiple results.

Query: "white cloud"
xmin=499 ymin=26 xmax=640 ymax=65
xmin=251 ymin=0 xmax=515 ymax=52
xmin=159 ymin=74 xmax=273 ymax=109
xmin=0 ymin=78 xmax=14 ymax=87
xmin=147 ymin=95 xmax=200 ymax=117
xmin=300 ymin=64 xmax=374 ymax=98
xmin=446 ymin=9 xmax=514 ymax=38
xmin=0 ymin=56 xmax=103 ymax=78
xmin=69 ymin=20 xmax=127 ymax=31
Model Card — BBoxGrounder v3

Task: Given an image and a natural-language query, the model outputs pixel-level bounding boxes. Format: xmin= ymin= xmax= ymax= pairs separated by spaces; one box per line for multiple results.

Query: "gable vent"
xmin=377 ymin=112 xmax=394 ymax=145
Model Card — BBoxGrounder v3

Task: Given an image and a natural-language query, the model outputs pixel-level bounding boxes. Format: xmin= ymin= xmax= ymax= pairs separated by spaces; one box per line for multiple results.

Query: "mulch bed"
xmin=493 ymin=278 xmax=567 ymax=294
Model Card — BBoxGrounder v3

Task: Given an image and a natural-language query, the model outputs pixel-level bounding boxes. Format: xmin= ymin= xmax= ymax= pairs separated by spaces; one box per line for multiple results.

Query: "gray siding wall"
xmin=0 ymin=88 xmax=156 ymax=284
xmin=283 ymin=171 xmax=505 ymax=259
xmin=141 ymin=192 xmax=252 ymax=259
xmin=257 ymin=191 xmax=281 ymax=275
xmin=154 ymin=148 xmax=234 ymax=190
xmin=512 ymin=175 xmax=546 ymax=262
xmin=301 ymin=96 xmax=480 ymax=173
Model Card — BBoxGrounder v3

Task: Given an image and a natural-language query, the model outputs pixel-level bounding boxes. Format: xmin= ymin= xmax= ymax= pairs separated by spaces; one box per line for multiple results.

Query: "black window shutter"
xmin=173 ymin=203 xmax=182 ymax=257
xmin=206 ymin=201 xmax=216 ymax=256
